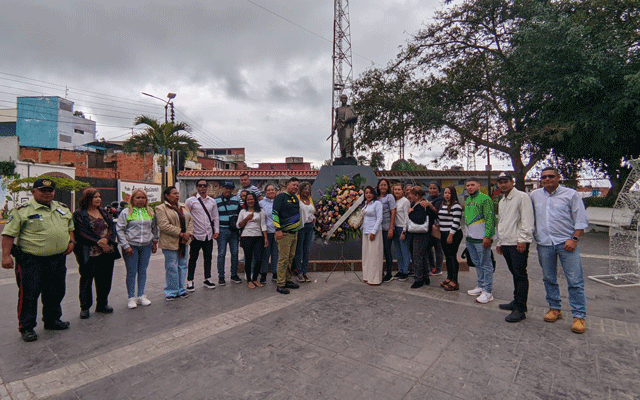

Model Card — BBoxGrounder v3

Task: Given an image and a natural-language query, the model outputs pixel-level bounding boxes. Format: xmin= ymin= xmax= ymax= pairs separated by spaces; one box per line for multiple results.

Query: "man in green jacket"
xmin=464 ymin=178 xmax=496 ymax=304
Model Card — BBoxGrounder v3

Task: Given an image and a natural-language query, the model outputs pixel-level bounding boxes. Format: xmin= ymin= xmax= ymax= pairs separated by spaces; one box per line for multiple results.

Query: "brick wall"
xmin=19 ymin=147 xmax=154 ymax=181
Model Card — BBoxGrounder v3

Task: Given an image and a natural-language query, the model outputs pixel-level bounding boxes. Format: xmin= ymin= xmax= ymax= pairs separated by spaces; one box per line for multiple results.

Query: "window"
xmin=74 ymin=129 xmax=84 ymax=135
xmin=59 ymin=134 xmax=72 ymax=143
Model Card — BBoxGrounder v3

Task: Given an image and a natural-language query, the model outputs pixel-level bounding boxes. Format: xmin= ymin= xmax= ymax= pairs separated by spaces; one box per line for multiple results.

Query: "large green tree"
xmin=352 ymin=0 xmax=640 ymax=192
xmin=123 ymin=116 xmax=199 ymax=189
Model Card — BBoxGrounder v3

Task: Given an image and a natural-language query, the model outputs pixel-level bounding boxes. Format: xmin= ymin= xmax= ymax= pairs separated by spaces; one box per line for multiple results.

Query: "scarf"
xmin=166 ymin=202 xmax=187 ymax=257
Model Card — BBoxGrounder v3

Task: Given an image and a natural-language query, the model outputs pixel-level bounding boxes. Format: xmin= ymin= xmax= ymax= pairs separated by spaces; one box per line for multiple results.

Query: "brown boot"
xmin=571 ymin=318 xmax=586 ymax=334
xmin=544 ymin=309 xmax=563 ymax=322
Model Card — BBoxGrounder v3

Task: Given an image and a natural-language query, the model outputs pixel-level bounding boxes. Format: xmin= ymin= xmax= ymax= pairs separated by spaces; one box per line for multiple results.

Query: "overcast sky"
xmin=0 ymin=0 xmax=467 ymax=168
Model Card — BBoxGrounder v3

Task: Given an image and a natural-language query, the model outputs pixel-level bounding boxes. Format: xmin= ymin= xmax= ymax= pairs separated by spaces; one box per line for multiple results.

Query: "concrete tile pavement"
xmin=0 ymin=231 xmax=638 ymax=399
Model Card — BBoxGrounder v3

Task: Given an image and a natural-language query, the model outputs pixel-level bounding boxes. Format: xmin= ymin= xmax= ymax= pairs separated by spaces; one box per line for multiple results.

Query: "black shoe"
xmin=21 ymin=329 xmax=38 ymax=342
xmin=397 ymin=273 xmax=408 ymax=282
xmin=218 ymin=278 xmax=226 ymax=286
xmin=271 ymin=273 xmax=278 ymax=282
xmin=44 ymin=320 xmax=70 ymax=330
xmin=423 ymin=277 xmax=430 ymax=285
xmin=95 ymin=305 xmax=114 ymax=314
xmin=260 ymin=274 xmax=267 ymax=284
xmin=505 ymin=310 xmax=526 ymax=323
xmin=382 ymin=273 xmax=393 ymax=282
xmin=186 ymin=281 xmax=196 ymax=292
xmin=179 ymin=292 xmax=189 ymax=299
xmin=284 ymin=281 xmax=300 ymax=289
xmin=410 ymin=280 xmax=424 ymax=289
xmin=499 ymin=302 xmax=515 ymax=311
xmin=166 ymin=295 xmax=177 ymax=301
xmin=79 ymin=309 xmax=90 ymax=319
xmin=230 ymin=275 xmax=242 ymax=284
xmin=276 ymin=286 xmax=290 ymax=295
xmin=203 ymin=280 xmax=216 ymax=289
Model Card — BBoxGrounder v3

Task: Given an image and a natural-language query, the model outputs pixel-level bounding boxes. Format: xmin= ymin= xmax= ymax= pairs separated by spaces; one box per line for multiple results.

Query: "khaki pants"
xmin=276 ymin=232 xmax=298 ymax=287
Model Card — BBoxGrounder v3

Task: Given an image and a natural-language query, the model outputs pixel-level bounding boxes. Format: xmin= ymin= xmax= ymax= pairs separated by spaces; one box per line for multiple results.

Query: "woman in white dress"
xmin=361 ymin=186 xmax=383 ymax=285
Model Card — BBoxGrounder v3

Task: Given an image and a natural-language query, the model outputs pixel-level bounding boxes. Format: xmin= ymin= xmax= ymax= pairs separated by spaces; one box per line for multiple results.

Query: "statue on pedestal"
xmin=333 ymin=94 xmax=358 ymax=160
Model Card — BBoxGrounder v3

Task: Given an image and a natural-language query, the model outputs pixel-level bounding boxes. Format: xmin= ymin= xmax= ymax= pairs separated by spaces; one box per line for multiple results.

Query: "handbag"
xmin=407 ymin=214 xmax=430 ymax=234
xmin=432 ymin=223 xmax=441 ymax=239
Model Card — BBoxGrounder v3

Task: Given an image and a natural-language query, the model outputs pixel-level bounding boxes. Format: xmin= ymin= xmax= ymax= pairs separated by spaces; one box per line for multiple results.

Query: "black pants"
xmin=427 ymin=234 xmax=444 ymax=272
xmin=501 ymin=245 xmax=530 ymax=312
xmin=79 ymin=254 xmax=114 ymax=311
xmin=412 ymin=233 xmax=430 ymax=282
xmin=14 ymin=252 xmax=67 ymax=332
xmin=187 ymin=239 xmax=214 ymax=281
xmin=241 ymin=236 xmax=264 ymax=282
xmin=441 ymin=230 xmax=463 ymax=282
xmin=382 ymin=229 xmax=394 ymax=274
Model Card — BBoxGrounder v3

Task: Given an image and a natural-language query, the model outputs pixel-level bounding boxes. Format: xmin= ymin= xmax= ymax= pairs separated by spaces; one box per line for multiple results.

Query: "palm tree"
xmin=123 ymin=115 xmax=199 ymax=189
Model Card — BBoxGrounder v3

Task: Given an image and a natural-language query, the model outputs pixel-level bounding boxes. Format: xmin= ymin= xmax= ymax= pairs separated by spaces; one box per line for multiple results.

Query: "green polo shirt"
xmin=3 ymin=199 xmax=74 ymax=256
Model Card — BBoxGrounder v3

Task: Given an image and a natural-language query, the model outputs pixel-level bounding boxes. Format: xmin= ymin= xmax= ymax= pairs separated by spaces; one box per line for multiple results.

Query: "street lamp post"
xmin=141 ymin=92 xmax=177 ymax=186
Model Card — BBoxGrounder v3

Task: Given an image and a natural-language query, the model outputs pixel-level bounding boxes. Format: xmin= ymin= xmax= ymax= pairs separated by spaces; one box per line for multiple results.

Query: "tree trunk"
xmin=510 ymin=150 xmax=527 ymax=191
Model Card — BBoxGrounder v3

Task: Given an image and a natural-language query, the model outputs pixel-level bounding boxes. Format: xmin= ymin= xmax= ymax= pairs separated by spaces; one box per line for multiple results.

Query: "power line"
xmin=245 ymin=0 xmax=377 ymax=66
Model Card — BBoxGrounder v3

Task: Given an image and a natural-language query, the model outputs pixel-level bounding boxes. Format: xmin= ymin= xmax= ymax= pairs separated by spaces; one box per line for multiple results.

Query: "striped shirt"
xmin=215 ymin=194 xmax=241 ymax=230
xmin=438 ymin=203 xmax=462 ymax=233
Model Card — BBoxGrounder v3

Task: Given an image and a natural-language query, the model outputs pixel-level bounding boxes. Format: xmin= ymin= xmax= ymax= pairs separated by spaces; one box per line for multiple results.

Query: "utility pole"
xmin=330 ymin=0 xmax=354 ymax=163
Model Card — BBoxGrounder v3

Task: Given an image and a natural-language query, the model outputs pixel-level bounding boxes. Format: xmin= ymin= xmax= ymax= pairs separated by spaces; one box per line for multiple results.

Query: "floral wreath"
xmin=314 ymin=175 xmax=366 ymax=242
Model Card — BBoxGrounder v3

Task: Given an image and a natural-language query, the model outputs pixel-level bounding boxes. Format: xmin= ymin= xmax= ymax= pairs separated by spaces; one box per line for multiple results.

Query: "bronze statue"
xmin=333 ymin=94 xmax=358 ymax=158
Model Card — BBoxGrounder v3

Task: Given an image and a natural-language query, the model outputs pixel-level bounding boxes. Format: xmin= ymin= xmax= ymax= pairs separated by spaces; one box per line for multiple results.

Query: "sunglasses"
xmin=38 ymin=188 xmax=55 ymax=193
xmin=540 ymin=175 xmax=556 ymax=180
xmin=196 ymin=184 xmax=207 ymax=188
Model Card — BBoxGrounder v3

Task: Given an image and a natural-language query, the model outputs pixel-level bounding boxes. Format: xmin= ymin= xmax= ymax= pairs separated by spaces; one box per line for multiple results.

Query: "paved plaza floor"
xmin=0 ymin=232 xmax=639 ymax=399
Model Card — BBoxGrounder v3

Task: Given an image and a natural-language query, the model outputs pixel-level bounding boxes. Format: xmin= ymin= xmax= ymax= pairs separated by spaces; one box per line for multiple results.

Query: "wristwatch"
xmin=571 ymin=236 xmax=580 ymax=242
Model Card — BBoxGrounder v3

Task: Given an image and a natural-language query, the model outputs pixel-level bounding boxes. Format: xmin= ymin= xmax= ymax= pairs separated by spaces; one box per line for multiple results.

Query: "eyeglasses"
xmin=196 ymin=184 xmax=207 ymax=188
xmin=540 ymin=175 xmax=556 ymax=180
xmin=38 ymin=188 xmax=54 ymax=193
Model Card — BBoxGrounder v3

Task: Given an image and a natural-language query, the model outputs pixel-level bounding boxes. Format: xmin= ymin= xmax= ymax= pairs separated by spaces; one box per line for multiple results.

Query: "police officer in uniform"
xmin=1 ymin=178 xmax=75 ymax=342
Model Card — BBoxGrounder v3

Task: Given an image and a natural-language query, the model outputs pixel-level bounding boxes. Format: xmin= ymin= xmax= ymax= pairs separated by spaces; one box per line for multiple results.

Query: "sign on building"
xmin=117 ymin=181 xmax=162 ymax=204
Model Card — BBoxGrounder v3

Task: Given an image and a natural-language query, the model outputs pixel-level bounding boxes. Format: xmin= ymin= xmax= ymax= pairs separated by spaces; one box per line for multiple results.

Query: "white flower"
xmin=348 ymin=209 xmax=364 ymax=229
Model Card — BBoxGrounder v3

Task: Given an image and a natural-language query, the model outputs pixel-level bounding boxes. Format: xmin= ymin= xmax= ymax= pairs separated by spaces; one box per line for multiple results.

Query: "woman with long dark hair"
xmin=237 ymin=192 xmax=267 ymax=289
xmin=377 ymin=178 xmax=396 ymax=282
xmin=74 ymin=189 xmax=121 ymax=319
xmin=361 ymin=186 xmax=383 ymax=285
xmin=156 ymin=186 xmax=193 ymax=301
xmin=438 ymin=186 xmax=463 ymax=291
xmin=294 ymin=181 xmax=316 ymax=282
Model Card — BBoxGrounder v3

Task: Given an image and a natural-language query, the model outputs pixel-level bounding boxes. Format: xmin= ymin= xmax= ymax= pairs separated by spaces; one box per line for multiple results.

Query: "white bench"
xmin=586 ymin=207 xmax=635 ymax=232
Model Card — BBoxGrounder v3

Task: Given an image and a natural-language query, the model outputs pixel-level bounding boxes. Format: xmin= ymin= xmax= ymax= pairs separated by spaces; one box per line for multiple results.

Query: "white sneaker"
xmin=476 ymin=292 xmax=494 ymax=304
xmin=127 ymin=298 xmax=138 ymax=309
xmin=137 ymin=295 xmax=151 ymax=306
xmin=467 ymin=287 xmax=483 ymax=296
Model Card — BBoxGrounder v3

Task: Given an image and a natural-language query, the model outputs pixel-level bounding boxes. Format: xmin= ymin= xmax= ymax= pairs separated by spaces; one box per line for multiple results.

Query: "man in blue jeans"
xmin=463 ymin=178 xmax=496 ymax=304
xmin=530 ymin=167 xmax=589 ymax=334
xmin=215 ymin=181 xmax=242 ymax=285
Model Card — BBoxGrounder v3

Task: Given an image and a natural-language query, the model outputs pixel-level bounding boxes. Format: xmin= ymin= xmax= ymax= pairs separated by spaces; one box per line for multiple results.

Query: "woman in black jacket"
xmin=73 ymin=189 xmax=121 ymax=319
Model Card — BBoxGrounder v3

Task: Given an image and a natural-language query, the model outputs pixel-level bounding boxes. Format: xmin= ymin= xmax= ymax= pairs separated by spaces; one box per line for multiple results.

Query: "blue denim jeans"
xmin=537 ymin=244 xmax=587 ymax=318
xmin=392 ymin=226 xmax=410 ymax=274
xmin=466 ymin=240 xmax=493 ymax=293
xmin=261 ymin=232 xmax=279 ymax=274
xmin=216 ymin=228 xmax=239 ymax=279
xmin=294 ymin=222 xmax=314 ymax=274
xmin=163 ymin=248 xmax=188 ymax=297
xmin=124 ymin=243 xmax=153 ymax=298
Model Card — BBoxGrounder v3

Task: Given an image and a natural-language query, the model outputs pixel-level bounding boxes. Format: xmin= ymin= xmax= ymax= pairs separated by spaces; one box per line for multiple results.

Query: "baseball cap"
xmin=222 ymin=181 xmax=235 ymax=189
xmin=497 ymin=172 xmax=513 ymax=181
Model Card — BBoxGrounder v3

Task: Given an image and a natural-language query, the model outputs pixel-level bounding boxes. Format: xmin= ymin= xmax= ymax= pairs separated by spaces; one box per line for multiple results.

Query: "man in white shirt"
xmin=185 ymin=179 xmax=220 ymax=291
xmin=495 ymin=173 xmax=534 ymax=323
xmin=530 ymin=167 xmax=589 ymax=334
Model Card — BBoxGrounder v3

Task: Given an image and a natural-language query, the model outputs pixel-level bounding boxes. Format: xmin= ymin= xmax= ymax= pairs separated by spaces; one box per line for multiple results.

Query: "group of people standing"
xmin=1 ymin=167 xmax=589 ymax=343
xmin=360 ymin=167 xmax=589 ymax=334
